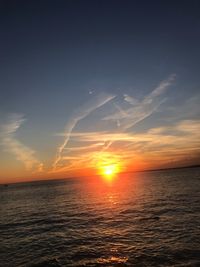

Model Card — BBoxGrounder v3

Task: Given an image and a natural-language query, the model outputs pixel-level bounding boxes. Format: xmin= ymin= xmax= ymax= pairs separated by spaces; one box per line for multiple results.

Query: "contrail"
xmin=53 ymin=92 xmax=116 ymax=170
xmin=101 ymin=74 xmax=176 ymax=149
xmin=0 ymin=113 xmax=43 ymax=172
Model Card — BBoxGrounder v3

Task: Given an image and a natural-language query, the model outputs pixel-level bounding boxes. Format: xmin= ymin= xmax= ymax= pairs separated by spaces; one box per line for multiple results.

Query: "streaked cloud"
xmin=58 ymin=119 xmax=200 ymax=144
xmin=102 ymin=74 xmax=176 ymax=130
xmin=0 ymin=114 xmax=43 ymax=172
xmin=53 ymin=92 xmax=116 ymax=170
xmin=53 ymin=118 xmax=200 ymax=173
xmin=52 ymin=75 xmax=179 ymax=173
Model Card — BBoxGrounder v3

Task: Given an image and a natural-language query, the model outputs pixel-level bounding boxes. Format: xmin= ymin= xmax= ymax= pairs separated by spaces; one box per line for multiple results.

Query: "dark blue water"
xmin=0 ymin=168 xmax=200 ymax=267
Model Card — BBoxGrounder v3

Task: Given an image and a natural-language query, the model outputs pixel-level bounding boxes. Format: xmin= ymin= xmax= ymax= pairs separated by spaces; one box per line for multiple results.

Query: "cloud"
xmin=53 ymin=92 xmax=116 ymax=170
xmin=52 ymin=75 xmax=199 ymax=174
xmin=57 ymin=119 xmax=200 ymax=144
xmin=63 ymin=142 xmax=105 ymax=152
xmin=54 ymin=119 xmax=200 ymax=173
xmin=0 ymin=114 xmax=43 ymax=172
xmin=103 ymin=74 xmax=176 ymax=130
xmin=123 ymin=94 xmax=139 ymax=105
xmin=144 ymin=74 xmax=176 ymax=100
xmin=52 ymin=75 xmax=178 ymax=173
xmin=99 ymin=74 xmax=176 ymax=152
xmin=165 ymin=94 xmax=200 ymax=122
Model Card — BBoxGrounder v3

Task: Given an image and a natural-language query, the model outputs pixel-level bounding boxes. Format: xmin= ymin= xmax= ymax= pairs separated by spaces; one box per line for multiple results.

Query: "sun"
xmin=94 ymin=152 xmax=122 ymax=182
xmin=100 ymin=164 xmax=120 ymax=182
xmin=103 ymin=165 xmax=117 ymax=176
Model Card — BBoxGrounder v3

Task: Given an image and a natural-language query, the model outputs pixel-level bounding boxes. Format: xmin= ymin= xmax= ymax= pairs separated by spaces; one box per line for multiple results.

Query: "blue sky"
xmin=0 ymin=0 xmax=200 ymax=182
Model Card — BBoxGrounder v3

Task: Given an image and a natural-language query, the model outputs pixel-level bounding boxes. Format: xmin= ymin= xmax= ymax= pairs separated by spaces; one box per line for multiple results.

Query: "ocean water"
xmin=0 ymin=168 xmax=200 ymax=267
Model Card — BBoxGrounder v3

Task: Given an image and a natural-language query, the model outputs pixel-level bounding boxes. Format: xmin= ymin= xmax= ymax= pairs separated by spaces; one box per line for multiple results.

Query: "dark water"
xmin=0 ymin=168 xmax=200 ymax=267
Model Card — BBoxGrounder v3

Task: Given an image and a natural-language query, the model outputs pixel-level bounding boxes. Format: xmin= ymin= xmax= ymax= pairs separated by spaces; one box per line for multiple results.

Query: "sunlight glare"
xmin=103 ymin=165 xmax=117 ymax=176
xmin=100 ymin=163 xmax=120 ymax=182
xmin=94 ymin=152 xmax=122 ymax=182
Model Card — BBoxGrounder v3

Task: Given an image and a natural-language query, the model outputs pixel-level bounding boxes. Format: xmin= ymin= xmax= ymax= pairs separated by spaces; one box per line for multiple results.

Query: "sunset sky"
xmin=0 ymin=0 xmax=200 ymax=183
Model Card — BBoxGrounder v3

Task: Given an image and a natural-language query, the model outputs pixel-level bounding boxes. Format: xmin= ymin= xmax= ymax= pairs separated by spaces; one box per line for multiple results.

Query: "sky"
xmin=0 ymin=0 xmax=200 ymax=183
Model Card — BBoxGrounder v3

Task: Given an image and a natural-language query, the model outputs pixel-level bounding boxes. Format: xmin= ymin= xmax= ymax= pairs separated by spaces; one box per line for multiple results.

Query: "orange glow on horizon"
xmin=95 ymin=152 xmax=122 ymax=182
xmin=101 ymin=164 xmax=119 ymax=182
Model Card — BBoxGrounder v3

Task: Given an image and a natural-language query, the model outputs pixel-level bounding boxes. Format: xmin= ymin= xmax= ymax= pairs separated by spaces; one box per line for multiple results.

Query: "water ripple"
xmin=0 ymin=168 xmax=200 ymax=266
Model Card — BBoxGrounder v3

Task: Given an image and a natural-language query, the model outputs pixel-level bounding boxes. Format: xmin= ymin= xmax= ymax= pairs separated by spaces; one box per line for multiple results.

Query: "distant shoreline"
xmin=1 ymin=164 xmax=200 ymax=186
xmin=141 ymin=164 xmax=200 ymax=173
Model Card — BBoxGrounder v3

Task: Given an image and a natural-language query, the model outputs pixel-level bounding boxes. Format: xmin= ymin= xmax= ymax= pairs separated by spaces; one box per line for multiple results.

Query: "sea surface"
xmin=0 ymin=167 xmax=200 ymax=267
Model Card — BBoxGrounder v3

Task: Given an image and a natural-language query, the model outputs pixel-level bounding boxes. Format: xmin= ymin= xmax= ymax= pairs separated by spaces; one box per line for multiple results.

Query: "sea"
xmin=0 ymin=167 xmax=200 ymax=267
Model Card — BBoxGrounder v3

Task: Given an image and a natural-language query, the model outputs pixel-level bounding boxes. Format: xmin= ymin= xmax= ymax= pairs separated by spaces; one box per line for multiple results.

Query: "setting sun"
xmin=104 ymin=165 xmax=115 ymax=175
xmin=94 ymin=152 xmax=122 ymax=181
xmin=102 ymin=164 xmax=119 ymax=179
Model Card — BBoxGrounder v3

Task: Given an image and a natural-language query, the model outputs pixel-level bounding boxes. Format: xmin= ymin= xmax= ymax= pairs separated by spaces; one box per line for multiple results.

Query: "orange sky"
xmin=1 ymin=78 xmax=200 ymax=184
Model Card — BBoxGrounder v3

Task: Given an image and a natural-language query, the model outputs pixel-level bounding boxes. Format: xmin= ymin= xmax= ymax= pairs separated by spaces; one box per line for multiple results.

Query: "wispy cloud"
xmin=52 ymin=75 xmax=200 ymax=174
xmin=103 ymin=74 xmax=176 ymax=130
xmin=0 ymin=114 xmax=43 ymax=172
xmin=53 ymin=92 xmax=116 ymax=170
xmin=52 ymin=75 xmax=179 ymax=173
xmin=2 ymin=75 xmax=198 ymax=178
xmin=99 ymin=74 xmax=176 ymax=151
xmin=57 ymin=119 xmax=200 ymax=144
xmin=54 ymin=119 xmax=200 ymax=173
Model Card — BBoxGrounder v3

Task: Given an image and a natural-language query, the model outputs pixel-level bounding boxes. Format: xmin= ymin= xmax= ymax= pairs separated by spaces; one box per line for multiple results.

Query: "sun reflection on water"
xmin=97 ymin=255 xmax=128 ymax=264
